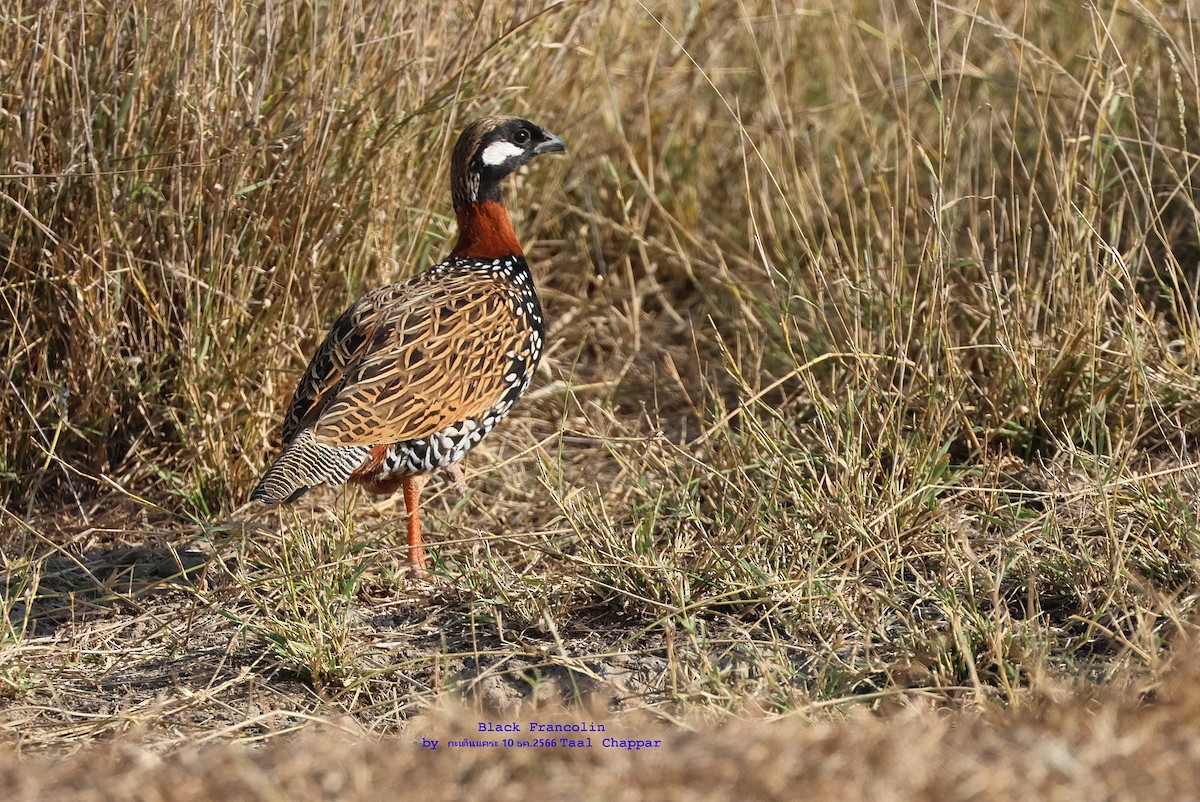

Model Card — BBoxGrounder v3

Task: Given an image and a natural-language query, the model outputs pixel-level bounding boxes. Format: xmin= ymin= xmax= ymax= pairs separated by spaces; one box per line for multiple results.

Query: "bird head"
xmin=451 ymin=116 xmax=567 ymax=210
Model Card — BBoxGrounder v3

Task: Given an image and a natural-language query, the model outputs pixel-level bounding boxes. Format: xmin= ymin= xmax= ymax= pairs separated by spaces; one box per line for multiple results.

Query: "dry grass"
xmin=3 ymin=0 xmax=1200 ymax=791
xmin=6 ymin=644 xmax=1200 ymax=801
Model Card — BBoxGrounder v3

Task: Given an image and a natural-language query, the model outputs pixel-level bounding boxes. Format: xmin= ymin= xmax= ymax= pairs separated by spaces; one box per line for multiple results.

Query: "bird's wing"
xmin=280 ymin=283 xmax=406 ymax=443
xmin=306 ymin=270 xmax=524 ymax=447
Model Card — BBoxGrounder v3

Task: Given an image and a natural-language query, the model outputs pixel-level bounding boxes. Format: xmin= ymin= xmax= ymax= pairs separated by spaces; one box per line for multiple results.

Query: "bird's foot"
xmin=440 ymin=464 xmax=468 ymax=496
xmin=404 ymin=561 xmax=450 ymax=586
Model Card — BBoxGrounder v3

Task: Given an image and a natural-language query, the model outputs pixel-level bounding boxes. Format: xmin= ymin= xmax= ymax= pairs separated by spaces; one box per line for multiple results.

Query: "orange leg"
xmin=403 ymin=474 xmax=429 ymax=572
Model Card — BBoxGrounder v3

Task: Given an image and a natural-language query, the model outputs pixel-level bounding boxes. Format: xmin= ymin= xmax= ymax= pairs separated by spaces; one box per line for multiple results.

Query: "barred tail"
xmin=250 ymin=429 xmax=369 ymax=504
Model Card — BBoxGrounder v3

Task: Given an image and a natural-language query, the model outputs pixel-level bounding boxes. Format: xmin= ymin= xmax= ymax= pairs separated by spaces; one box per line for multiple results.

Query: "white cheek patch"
xmin=481 ymin=140 xmax=525 ymax=167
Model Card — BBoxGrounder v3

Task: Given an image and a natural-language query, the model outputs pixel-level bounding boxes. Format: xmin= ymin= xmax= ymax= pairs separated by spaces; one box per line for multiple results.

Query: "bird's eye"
xmin=513 ymin=128 xmax=531 ymax=145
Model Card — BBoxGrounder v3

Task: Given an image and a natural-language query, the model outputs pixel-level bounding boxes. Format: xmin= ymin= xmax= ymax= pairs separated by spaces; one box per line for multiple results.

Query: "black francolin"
xmin=251 ymin=115 xmax=566 ymax=572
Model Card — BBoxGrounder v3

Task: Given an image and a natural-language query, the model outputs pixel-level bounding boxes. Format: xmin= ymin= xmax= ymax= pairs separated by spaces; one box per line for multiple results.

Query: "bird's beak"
xmin=534 ymin=131 xmax=567 ymax=155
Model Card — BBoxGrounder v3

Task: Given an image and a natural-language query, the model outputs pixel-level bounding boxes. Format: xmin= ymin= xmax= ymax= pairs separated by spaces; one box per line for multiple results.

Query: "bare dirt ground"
xmin=2 ymin=492 xmax=697 ymax=748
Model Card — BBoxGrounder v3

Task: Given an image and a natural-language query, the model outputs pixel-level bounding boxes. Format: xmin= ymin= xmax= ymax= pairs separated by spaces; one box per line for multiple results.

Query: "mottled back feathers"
xmin=296 ymin=258 xmax=540 ymax=448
